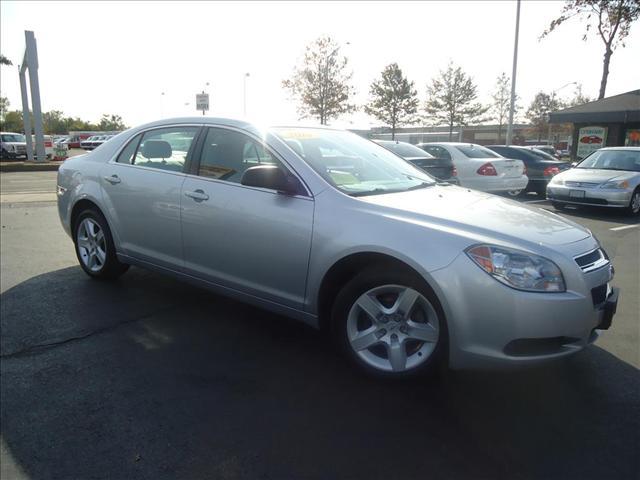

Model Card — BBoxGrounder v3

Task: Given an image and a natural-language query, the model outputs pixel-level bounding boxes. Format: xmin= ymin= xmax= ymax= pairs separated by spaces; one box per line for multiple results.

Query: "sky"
xmin=1 ymin=0 xmax=639 ymax=129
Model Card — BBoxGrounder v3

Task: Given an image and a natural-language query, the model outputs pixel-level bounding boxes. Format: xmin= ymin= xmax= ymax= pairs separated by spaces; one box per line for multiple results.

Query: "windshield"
xmin=578 ymin=149 xmax=640 ymax=172
xmin=381 ymin=142 xmax=433 ymax=159
xmin=1 ymin=134 xmax=26 ymax=143
xmin=273 ymin=128 xmax=435 ymax=196
xmin=455 ymin=144 xmax=501 ymax=159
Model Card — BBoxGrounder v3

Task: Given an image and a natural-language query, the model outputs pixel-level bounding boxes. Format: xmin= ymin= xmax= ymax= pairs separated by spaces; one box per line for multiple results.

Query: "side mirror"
xmin=570 ymin=161 xmax=578 ymax=168
xmin=241 ymin=165 xmax=301 ymax=195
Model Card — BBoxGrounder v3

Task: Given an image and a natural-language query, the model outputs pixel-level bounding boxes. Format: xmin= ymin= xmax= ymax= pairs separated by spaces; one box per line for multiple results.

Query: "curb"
xmin=0 ymin=162 xmax=62 ymax=173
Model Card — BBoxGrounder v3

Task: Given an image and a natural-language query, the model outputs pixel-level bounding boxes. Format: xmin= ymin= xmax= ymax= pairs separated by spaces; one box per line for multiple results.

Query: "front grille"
xmin=565 ymin=181 xmax=599 ymax=188
xmin=551 ymin=194 xmax=608 ymax=205
xmin=591 ymin=284 xmax=607 ymax=306
xmin=575 ymin=248 xmax=609 ymax=272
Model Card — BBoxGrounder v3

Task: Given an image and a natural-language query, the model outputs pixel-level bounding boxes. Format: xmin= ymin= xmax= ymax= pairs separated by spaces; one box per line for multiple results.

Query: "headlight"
xmin=466 ymin=244 xmax=565 ymax=292
xmin=549 ymin=176 xmax=564 ymax=185
xmin=600 ymin=180 xmax=630 ymax=189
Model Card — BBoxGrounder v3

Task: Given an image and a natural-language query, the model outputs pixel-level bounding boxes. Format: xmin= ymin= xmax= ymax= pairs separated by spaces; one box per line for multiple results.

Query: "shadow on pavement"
xmin=544 ymin=204 xmax=639 ymax=225
xmin=1 ymin=267 xmax=639 ymax=479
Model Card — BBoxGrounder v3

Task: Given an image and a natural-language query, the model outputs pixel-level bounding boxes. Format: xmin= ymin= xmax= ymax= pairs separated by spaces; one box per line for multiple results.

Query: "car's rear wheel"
xmin=331 ymin=269 xmax=446 ymax=378
xmin=506 ymin=189 xmax=523 ymax=197
xmin=626 ymin=188 xmax=640 ymax=216
xmin=74 ymin=209 xmax=129 ymax=280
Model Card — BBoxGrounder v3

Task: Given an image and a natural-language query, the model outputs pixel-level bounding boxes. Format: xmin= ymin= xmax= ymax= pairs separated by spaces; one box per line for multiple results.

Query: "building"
xmin=351 ymin=124 xmax=538 ymax=146
xmin=549 ymin=89 xmax=640 ymax=160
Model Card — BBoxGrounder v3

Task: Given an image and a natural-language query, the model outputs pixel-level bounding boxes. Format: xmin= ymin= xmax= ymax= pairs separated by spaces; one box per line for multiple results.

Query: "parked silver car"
xmin=547 ymin=147 xmax=640 ymax=215
xmin=56 ymin=118 xmax=618 ymax=377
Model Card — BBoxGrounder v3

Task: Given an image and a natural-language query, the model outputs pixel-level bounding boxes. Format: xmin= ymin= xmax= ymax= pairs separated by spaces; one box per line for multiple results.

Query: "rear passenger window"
xmin=116 ymin=134 xmax=141 ymax=164
xmin=132 ymin=127 xmax=198 ymax=172
xmin=425 ymin=146 xmax=451 ymax=160
xmin=198 ymin=127 xmax=282 ymax=183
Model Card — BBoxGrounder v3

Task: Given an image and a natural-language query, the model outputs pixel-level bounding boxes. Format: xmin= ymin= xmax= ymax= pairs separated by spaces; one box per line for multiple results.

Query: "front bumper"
xmin=547 ymin=185 xmax=632 ymax=208
xmin=430 ymin=249 xmax=616 ymax=370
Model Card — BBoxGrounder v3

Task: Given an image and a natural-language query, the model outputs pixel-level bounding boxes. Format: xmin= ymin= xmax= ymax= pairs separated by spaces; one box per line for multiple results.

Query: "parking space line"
xmin=609 ymin=224 xmax=639 ymax=232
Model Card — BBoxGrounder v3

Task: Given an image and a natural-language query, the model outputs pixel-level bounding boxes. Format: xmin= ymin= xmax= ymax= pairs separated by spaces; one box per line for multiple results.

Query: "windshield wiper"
xmin=349 ymin=188 xmax=389 ymax=197
xmin=406 ymin=182 xmax=435 ymax=191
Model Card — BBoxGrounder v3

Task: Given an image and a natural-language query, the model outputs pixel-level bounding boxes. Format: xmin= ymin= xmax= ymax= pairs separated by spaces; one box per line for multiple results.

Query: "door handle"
xmin=103 ymin=174 xmax=121 ymax=185
xmin=184 ymin=189 xmax=209 ymax=201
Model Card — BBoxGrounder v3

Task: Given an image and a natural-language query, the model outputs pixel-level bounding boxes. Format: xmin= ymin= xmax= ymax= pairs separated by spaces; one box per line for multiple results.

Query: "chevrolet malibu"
xmin=56 ymin=118 xmax=618 ymax=377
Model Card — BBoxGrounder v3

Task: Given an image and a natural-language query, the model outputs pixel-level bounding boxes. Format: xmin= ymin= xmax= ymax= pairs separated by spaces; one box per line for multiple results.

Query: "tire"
xmin=331 ymin=268 xmax=447 ymax=378
xmin=551 ymin=201 xmax=565 ymax=211
xmin=73 ymin=208 xmax=129 ymax=280
xmin=506 ymin=189 xmax=523 ymax=198
xmin=626 ymin=188 xmax=640 ymax=216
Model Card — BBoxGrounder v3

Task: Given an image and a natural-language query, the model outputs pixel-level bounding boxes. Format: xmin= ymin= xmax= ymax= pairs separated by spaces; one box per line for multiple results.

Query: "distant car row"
xmin=377 ymin=139 xmax=639 ymax=215
xmin=1 ymin=132 xmax=55 ymax=160
xmin=79 ymin=135 xmax=116 ymax=150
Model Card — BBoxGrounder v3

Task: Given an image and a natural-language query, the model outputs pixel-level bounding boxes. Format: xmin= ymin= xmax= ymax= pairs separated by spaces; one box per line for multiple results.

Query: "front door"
xmin=180 ymin=126 xmax=314 ymax=309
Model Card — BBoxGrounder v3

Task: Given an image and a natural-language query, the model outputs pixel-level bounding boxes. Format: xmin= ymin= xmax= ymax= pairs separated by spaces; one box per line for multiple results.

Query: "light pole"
xmin=243 ymin=73 xmax=250 ymax=116
xmin=547 ymin=81 xmax=577 ymax=145
xmin=506 ymin=0 xmax=521 ymax=146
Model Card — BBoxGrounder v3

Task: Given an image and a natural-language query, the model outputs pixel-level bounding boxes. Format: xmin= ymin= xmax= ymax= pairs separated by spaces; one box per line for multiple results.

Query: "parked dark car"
xmin=487 ymin=145 xmax=571 ymax=196
xmin=374 ymin=141 xmax=458 ymax=183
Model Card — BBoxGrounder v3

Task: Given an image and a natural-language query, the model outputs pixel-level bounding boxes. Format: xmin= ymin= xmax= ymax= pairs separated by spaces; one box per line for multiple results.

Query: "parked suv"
xmin=0 ymin=132 xmax=28 ymax=160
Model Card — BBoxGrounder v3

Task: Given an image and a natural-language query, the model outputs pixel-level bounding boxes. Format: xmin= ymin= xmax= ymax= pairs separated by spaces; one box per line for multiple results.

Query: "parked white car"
xmin=417 ymin=142 xmax=528 ymax=194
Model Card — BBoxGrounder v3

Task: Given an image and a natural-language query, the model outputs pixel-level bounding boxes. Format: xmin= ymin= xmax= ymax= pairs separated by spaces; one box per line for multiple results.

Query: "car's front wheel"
xmin=332 ymin=269 xmax=446 ymax=378
xmin=74 ymin=209 xmax=129 ymax=280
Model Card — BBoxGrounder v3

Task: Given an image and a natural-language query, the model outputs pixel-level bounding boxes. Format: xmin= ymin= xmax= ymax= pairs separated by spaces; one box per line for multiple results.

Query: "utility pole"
xmin=243 ymin=73 xmax=250 ymax=116
xmin=506 ymin=0 xmax=520 ymax=146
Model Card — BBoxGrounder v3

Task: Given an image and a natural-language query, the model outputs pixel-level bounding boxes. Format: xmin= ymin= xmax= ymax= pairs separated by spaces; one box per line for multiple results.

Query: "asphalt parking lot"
xmin=1 ymin=171 xmax=638 ymax=479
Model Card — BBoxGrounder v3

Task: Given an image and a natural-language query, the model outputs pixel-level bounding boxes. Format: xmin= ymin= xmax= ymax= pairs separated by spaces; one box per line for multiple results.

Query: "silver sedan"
xmin=56 ymin=118 xmax=619 ymax=377
xmin=547 ymin=147 xmax=640 ymax=215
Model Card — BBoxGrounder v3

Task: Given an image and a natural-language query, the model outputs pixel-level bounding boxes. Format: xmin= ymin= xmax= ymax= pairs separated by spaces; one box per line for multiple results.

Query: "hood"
xmin=557 ymin=168 xmax=635 ymax=183
xmin=357 ymin=185 xmax=590 ymax=246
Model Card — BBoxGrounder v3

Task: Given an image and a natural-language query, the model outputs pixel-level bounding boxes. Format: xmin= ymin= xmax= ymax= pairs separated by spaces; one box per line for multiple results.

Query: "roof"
xmin=549 ymin=90 xmax=640 ymax=124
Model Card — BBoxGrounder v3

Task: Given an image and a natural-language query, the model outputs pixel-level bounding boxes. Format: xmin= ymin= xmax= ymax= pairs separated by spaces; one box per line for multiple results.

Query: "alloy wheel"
xmin=346 ymin=285 xmax=439 ymax=373
xmin=76 ymin=218 xmax=107 ymax=272
xmin=631 ymin=191 xmax=640 ymax=214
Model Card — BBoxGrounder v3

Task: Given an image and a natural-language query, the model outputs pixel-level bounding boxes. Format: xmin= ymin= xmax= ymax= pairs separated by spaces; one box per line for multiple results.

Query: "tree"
xmin=0 ymin=54 xmax=12 ymax=66
xmin=98 ymin=114 xmax=126 ymax=131
xmin=542 ymin=0 xmax=640 ymax=100
xmin=43 ymin=110 xmax=69 ymax=134
xmin=0 ymin=97 xmax=9 ymax=122
xmin=525 ymin=92 xmax=564 ymax=142
xmin=567 ymin=83 xmax=594 ymax=106
xmin=424 ymin=62 xmax=488 ymax=141
xmin=0 ymin=110 xmax=24 ymax=133
xmin=282 ymin=36 xmax=355 ymax=125
xmin=489 ymin=73 xmax=520 ymax=144
xmin=364 ymin=63 xmax=419 ymax=140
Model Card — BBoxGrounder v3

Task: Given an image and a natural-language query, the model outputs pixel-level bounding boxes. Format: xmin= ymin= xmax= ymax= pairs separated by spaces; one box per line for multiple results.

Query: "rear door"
xmin=180 ymin=126 xmax=314 ymax=309
xmin=100 ymin=125 xmax=201 ymax=269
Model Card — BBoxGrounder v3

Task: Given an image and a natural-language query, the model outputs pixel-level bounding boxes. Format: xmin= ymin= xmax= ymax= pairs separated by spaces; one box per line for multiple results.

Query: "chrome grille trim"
xmin=574 ymin=248 xmax=609 ymax=273
xmin=565 ymin=181 xmax=599 ymax=188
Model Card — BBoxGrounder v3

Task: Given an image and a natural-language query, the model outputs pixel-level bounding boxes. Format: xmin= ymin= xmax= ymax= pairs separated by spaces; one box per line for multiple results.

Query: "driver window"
xmin=198 ymin=127 xmax=282 ymax=183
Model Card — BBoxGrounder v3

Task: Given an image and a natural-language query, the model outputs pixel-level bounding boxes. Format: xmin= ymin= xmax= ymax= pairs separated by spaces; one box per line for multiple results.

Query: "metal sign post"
xmin=196 ymin=92 xmax=209 ymax=116
xmin=19 ymin=30 xmax=46 ymax=162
